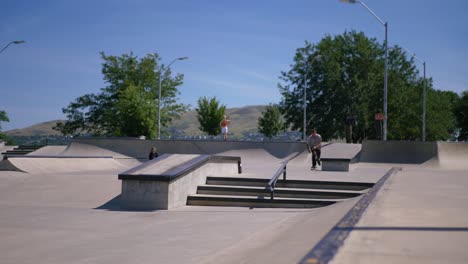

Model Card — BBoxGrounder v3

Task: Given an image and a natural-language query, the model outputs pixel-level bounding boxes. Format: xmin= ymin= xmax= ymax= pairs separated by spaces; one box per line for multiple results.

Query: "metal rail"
xmin=266 ymin=160 xmax=288 ymax=200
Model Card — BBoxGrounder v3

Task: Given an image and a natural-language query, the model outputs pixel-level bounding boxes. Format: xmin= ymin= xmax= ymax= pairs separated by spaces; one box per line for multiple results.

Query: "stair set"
xmin=187 ymin=176 xmax=375 ymax=208
xmin=1 ymin=145 xmax=43 ymax=157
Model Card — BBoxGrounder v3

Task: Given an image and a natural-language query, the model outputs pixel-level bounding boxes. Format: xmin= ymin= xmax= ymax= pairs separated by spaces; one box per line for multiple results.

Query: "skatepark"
xmin=1 ymin=138 xmax=467 ymax=263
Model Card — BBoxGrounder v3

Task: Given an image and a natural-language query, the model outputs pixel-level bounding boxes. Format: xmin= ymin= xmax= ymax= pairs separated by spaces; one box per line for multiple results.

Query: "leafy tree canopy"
xmin=54 ymin=52 xmax=188 ymax=138
xmin=258 ymin=104 xmax=285 ymax=139
xmin=0 ymin=110 xmax=13 ymax=144
xmin=279 ymin=30 xmax=456 ymax=141
xmin=0 ymin=110 xmax=9 ymax=131
xmin=196 ymin=96 xmax=226 ymax=136
xmin=454 ymin=90 xmax=468 ymax=140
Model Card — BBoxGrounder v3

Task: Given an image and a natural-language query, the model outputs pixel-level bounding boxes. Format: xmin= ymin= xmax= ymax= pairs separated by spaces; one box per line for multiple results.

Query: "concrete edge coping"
xmin=118 ymin=154 xmax=241 ymax=182
xmin=298 ymin=167 xmax=401 ymax=263
xmin=76 ymin=136 xmax=306 ymax=144
xmin=320 ymin=158 xmax=352 ymax=162
xmin=207 ymin=177 xmax=375 ymax=187
xmin=4 ymin=155 xmax=114 ymax=159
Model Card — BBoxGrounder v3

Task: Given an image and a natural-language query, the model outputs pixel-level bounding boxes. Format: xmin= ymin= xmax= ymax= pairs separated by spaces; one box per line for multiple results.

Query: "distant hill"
xmin=170 ymin=105 xmax=266 ymax=138
xmin=5 ymin=120 xmax=64 ymax=136
xmin=5 ymin=105 xmax=267 ymax=138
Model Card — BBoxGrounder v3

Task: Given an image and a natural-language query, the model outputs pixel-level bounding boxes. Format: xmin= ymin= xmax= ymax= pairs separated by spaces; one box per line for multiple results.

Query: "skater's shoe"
xmin=317 ymin=159 xmax=321 ymax=166
xmin=311 ymin=166 xmax=316 ymax=170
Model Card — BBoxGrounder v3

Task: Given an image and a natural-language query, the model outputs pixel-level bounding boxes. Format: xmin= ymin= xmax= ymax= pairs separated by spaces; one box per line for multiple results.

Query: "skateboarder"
xmin=307 ymin=128 xmax=322 ymax=170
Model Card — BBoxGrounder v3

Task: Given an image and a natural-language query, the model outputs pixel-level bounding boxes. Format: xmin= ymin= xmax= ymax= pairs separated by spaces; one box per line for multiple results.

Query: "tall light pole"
xmin=341 ymin=0 xmax=388 ymax=140
xmin=157 ymin=56 xmax=188 ymax=139
xmin=0 ymin=40 xmax=25 ymax=55
xmin=402 ymin=47 xmax=426 ymax=141
xmin=303 ymin=55 xmax=322 ymax=141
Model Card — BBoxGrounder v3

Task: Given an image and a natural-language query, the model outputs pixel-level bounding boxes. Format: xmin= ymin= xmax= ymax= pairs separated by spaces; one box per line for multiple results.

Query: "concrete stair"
xmin=186 ymin=176 xmax=374 ymax=208
xmin=187 ymin=194 xmax=338 ymax=208
xmin=196 ymin=185 xmax=363 ymax=199
xmin=1 ymin=145 xmax=43 ymax=157
xmin=205 ymin=176 xmax=374 ymax=191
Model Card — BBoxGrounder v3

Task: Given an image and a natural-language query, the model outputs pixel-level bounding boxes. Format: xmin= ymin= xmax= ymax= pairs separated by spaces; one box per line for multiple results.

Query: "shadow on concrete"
xmin=336 ymin=226 xmax=468 ymax=232
xmin=94 ymin=194 xmax=161 ymax=212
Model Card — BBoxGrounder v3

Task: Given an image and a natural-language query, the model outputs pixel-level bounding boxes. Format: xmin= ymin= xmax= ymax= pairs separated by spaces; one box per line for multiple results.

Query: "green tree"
xmin=455 ymin=91 xmax=468 ymax=140
xmin=196 ymin=97 xmax=226 ymax=136
xmin=258 ymin=104 xmax=285 ymax=139
xmin=424 ymin=89 xmax=458 ymax=141
xmin=279 ymin=31 xmax=452 ymax=141
xmin=0 ymin=110 xmax=14 ymax=145
xmin=385 ymin=47 xmax=423 ymax=140
xmin=279 ymin=31 xmax=384 ymax=141
xmin=0 ymin=110 xmax=9 ymax=131
xmin=114 ymin=84 xmax=158 ymax=138
xmin=54 ymin=52 xmax=187 ymax=138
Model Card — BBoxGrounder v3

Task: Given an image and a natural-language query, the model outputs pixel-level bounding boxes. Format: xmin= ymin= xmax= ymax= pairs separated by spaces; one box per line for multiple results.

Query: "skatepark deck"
xmin=0 ymin=139 xmax=467 ymax=263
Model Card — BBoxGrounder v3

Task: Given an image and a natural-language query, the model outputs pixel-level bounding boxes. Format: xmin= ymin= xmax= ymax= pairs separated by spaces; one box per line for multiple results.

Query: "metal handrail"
xmin=267 ymin=160 xmax=288 ymax=200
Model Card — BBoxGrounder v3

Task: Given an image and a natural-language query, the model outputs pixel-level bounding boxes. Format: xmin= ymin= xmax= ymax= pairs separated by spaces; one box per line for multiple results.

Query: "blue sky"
xmin=1 ymin=0 xmax=467 ymax=130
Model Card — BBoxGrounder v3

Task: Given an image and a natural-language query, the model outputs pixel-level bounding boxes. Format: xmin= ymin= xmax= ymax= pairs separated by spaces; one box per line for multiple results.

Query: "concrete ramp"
xmin=0 ymin=157 xmax=26 ymax=172
xmin=62 ymin=142 xmax=133 ymax=158
xmin=27 ymin=146 xmax=67 ymax=156
xmin=0 ymin=156 xmax=129 ymax=174
xmin=360 ymin=140 xmax=437 ymax=164
xmin=360 ymin=140 xmax=468 ymax=168
xmin=434 ymin=141 xmax=468 ymax=170
xmin=215 ymin=148 xmax=295 ymax=178
xmin=73 ymin=137 xmax=307 ymax=159
xmin=287 ymin=150 xmax=310 ymax=166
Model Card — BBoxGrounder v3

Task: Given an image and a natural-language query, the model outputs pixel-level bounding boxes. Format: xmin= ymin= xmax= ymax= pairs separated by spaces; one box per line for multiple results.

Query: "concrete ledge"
xmin=118 ymin=154 xmax=241 ymax=210
xmin=360 ymin=140 xmax=437 ymax=164
xmin=118 ymin=154 xmax=241 ymax=182
xmin=321 ymin=158 xmax=352 ymax=172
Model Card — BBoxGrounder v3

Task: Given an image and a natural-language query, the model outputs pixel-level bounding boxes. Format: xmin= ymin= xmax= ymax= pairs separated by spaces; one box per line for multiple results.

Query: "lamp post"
xmin=157 ymin=56 xmax=188 ymax=139
xmin=303 ymin=55 xmax=322 ymax=141
xmin=0 ymin=40 xmax=25 ymax=55
xmin=402 ymin=47 xmax=426 ymax=141
xmin=341 ymin=0 xmax=388 ymax=140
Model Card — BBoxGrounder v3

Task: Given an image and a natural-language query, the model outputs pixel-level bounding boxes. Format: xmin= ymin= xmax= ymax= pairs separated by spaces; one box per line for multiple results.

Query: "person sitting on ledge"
xmin=148 ymin=147 xmax=159 ymax=160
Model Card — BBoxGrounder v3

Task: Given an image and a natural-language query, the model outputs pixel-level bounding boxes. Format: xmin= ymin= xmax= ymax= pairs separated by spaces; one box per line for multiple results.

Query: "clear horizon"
xmin=1 ymin=0 xmax=467 ymax=130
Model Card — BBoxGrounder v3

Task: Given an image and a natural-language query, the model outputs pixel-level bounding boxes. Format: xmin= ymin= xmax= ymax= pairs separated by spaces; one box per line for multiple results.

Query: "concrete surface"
xmin=321 ymin=159 xmax=350 ymax=172
xmin=120 ymin=155 xmax=240 ymax=210
xmin=331 ymin=166 xmax=468 ymax=264
xmin=27 ymin=146 xmax=68 ymax=156
xmin=321 ymin=142 xmax=362 ymax=162
xmin=0 ymin=139 xmax=466 ymax=264
xmin=0 ymin=156 xmax=130 ymax=174
xmin=360 ymin=140 xmax=437 ymax=164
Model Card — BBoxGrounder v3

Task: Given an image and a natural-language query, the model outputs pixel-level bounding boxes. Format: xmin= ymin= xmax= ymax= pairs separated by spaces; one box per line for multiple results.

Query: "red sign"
xmin=375 ymin=113 xmax=386 ymax=121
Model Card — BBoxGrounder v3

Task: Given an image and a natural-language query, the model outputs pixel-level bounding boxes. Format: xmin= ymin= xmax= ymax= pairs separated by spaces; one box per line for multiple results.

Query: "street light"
xmin=401 ymin=47 xmax=426 ymax=141
xmin=341 ymin=0 xmax=389 ymax=140
xmin=0 ymin=40 xmax=26 ymax=55
xmin=303 ymin=55 xmax=322 ymax=141
xmin=157 ymin=56 xmax=188 ymax=139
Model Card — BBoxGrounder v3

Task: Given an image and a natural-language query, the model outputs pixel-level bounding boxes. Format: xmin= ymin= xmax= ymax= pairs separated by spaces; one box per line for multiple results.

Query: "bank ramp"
xmin=434 ymin=141 xmax=468 ymax=169
xmin=359 ymin=140 xmax=468 ymax=169
xmin=360 ymin=140 xmax=438 ymax=164
xmin=0 ymin=155 xmax=130 ymax=174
